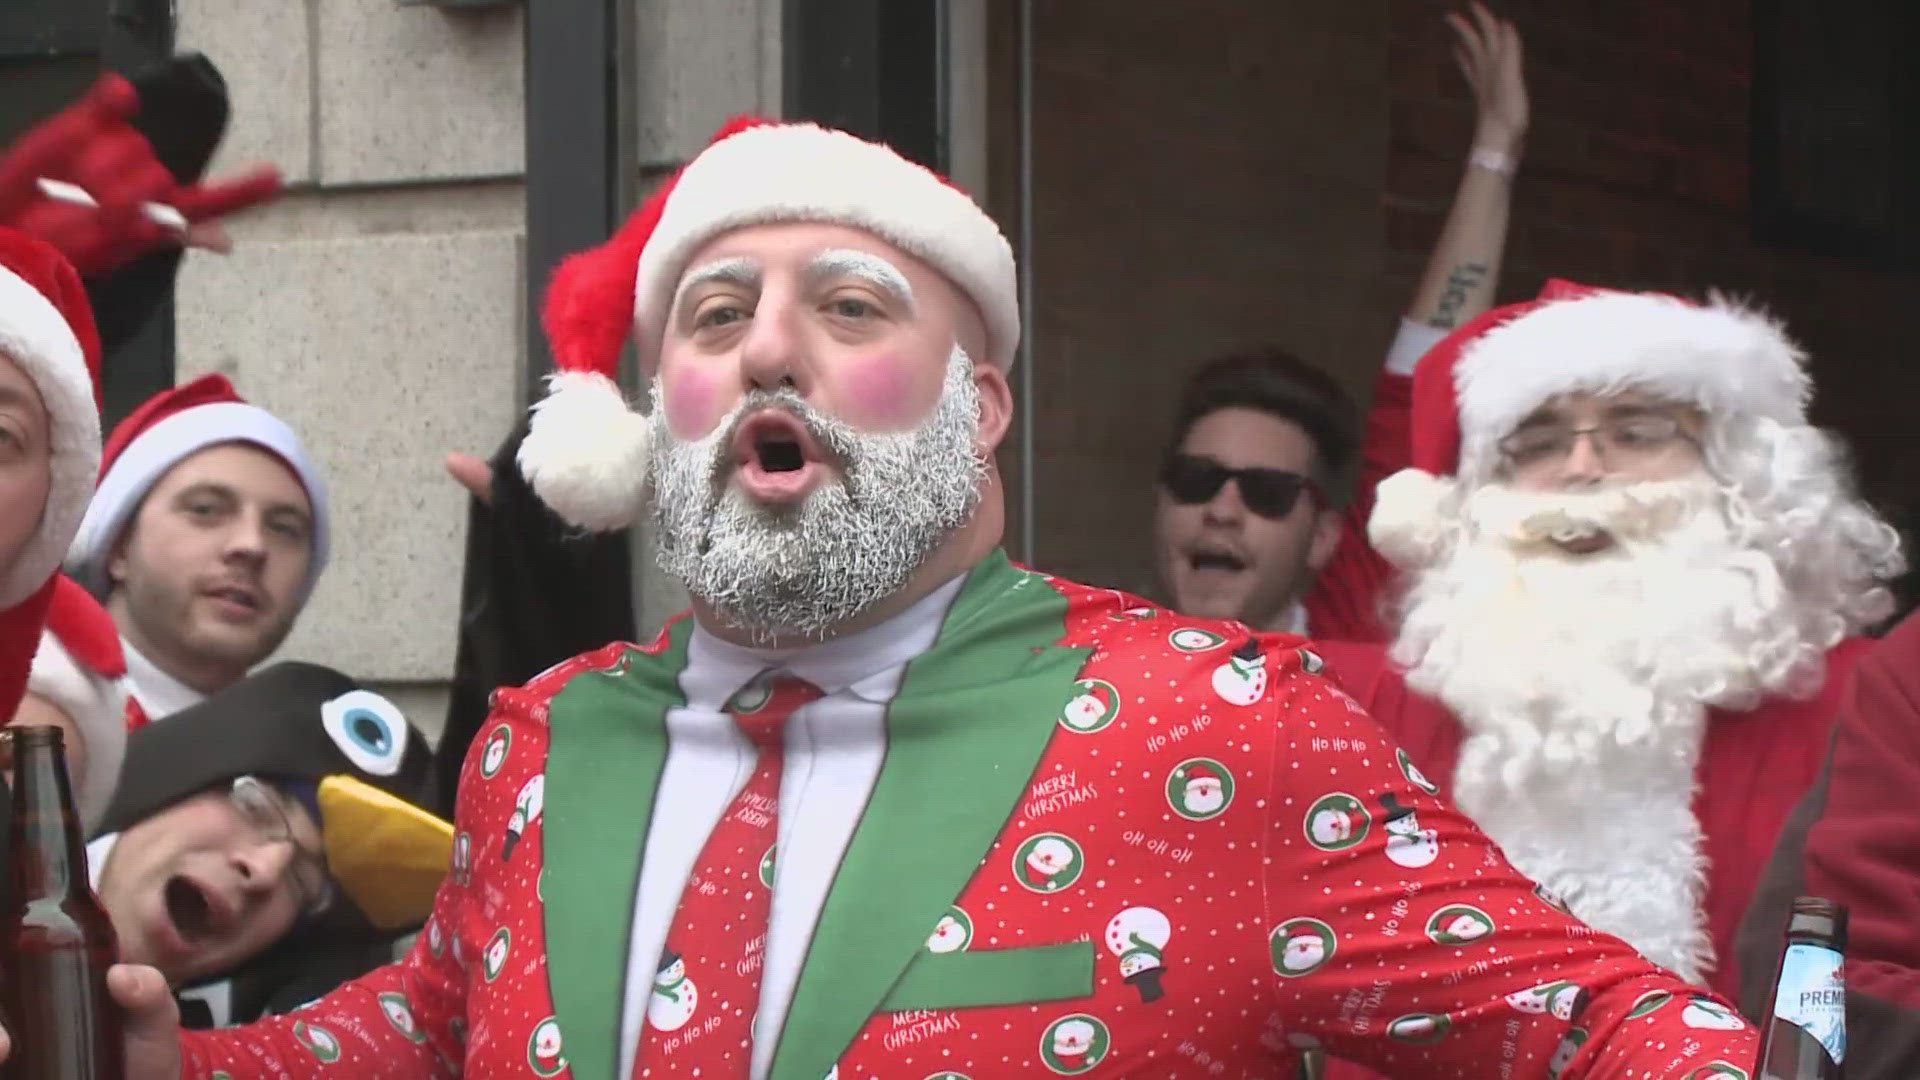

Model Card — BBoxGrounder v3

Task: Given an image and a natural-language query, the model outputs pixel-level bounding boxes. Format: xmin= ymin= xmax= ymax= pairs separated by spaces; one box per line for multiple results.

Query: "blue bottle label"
xmin=1771 ymin=942 xmax=1845 ymax=1063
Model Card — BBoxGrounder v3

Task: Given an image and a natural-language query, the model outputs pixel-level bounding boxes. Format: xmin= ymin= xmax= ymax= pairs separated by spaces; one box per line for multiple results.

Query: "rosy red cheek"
xmin=659 ymin=368 xmax=726 ymax=439
xmin=834 ymin=354 xmax=938 ymax=430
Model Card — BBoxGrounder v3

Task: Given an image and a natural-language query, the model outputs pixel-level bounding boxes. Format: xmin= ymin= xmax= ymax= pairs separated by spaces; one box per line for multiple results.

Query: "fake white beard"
xmin=648 ymin=346 xmax=985 ymax=643
xmin=1388 ymin=474 xmax=1832 ymax=982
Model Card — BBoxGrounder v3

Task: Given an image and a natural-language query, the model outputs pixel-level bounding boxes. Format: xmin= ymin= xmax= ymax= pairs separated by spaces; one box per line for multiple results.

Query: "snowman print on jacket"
xmin=503 ymin=773 xmax=545 ymax=861
xmin=1681 ymin=996 xmax=1745 ymax=1030
xmin=648 ymin=949 xmax=699 ymax=1032
xmin=1104 ymin=906 xmax=1172 ymax=1003
xmin=1380 ymin=793 xmax=1439 ymax=869
xmin=1210 ymin=639 xmax=1268 ymax=706
xmin=1549 ymin=1028 xmax=1589 ymax=1079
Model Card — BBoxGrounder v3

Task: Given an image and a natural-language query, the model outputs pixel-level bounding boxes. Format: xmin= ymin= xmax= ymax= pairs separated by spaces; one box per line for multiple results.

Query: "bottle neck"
xmin=9 ymin=731 xmax=90 ymax=903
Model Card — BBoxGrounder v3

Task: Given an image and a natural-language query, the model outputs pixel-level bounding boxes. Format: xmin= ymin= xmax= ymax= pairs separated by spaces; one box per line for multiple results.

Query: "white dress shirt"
xmin=122 ymin=638 xmax=207 ymax=721
xmin=616 ymin=575 xmax=967 ymax=1080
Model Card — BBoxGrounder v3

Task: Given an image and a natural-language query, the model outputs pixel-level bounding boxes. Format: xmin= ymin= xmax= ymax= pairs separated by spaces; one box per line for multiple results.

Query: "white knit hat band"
xmin=632 ymin=123 xmax=1020 ymax=370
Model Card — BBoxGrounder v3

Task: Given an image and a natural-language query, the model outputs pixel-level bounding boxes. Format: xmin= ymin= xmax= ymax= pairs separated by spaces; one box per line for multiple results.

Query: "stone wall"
xmin=172 ymin=0 xmax=779 ymax=740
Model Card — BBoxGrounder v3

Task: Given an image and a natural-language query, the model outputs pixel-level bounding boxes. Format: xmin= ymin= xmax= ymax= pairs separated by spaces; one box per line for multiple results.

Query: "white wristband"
xmin=1469 ymin=148 xmax=1515 ymax=178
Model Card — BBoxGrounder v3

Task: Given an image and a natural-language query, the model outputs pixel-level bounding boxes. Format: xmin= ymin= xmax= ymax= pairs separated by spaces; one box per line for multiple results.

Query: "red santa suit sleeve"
xmin=1734 ymin=610 xmax=1920 ymax=1077
xmin=1303 ymin=371 xmax=1412 ymax=644
xmin=1264 ymin=658 xmax=1759 ymax=1078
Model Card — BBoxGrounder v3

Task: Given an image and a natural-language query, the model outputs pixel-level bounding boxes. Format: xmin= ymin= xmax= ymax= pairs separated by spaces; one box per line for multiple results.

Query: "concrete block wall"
xmin=173 ymin=0 xmax=780 ymax=744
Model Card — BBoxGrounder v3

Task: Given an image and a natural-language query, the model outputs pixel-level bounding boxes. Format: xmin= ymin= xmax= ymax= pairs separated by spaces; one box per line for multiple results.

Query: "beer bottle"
xmin=1756 ymin=896 xmax=1847 ymax=1080
xmin=0 ymin=725 xmax=125 ymax=1079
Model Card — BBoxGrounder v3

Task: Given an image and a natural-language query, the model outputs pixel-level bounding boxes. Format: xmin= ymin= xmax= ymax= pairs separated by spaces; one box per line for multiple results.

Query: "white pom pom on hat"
xmin=522 ymin=116 xmax=1020 ymax=532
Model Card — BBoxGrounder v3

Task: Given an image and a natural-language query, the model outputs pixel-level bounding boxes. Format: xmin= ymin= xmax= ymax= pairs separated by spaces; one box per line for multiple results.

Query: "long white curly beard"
xmin=648 ymin=345 xmax=985 ymax=643
xmin=1390 ymin=475 xmax=1823 ymax=984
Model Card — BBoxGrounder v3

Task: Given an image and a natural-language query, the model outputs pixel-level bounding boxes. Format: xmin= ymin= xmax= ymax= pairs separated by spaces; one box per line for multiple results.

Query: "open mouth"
xmin=203 ymin=585 xmax=261 ymax=612
xmin=164 ymin=875 xmax=215 ymax=944
xmin=1550 ymin=532 xmax=1615 ymax=556
xmin=1185 ymin=546 xmax=1248 ymax=574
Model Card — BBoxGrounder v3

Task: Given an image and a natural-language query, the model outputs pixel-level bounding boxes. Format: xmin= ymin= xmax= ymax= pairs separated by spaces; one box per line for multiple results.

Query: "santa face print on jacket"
xmin=650 ymin=222 xmax=1011 ymax=643
xmin=0 ymin=355 xmax=52 ymax=581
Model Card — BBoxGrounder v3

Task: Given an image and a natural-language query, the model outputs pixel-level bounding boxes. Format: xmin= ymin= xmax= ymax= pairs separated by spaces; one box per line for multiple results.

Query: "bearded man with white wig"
xmin=27 ymin=126 xmax=1767 ymax=1079
xmin=1316 ymin=278 xmax=1903 ymax=1003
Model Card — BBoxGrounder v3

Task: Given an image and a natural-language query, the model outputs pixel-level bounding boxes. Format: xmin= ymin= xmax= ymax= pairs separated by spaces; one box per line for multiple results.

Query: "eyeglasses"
xmin=228 ymin=776 xmax=334 ymax=917
xmin=1159 ymin=454 xmax=1323 ymax=520
xmin=1496 ymin=412 xmax=1697 ymax=475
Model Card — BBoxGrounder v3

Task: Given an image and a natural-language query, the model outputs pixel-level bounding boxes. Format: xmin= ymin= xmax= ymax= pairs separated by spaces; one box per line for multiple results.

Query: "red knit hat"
xmin=0 ymin=228 xmax=103 ymax=725
xmin=1370 ymin=278 xmax=1811 ymax=567
xmin=521 ymin=117 xmax=1019 ymax=532
xmin=65 ymin=372 xmax=331 ymax=602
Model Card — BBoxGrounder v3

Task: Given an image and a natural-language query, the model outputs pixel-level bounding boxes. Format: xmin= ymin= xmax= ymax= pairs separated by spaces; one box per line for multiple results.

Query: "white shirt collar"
xmin=122 ymin=638 xmax=209 ymax=721
xmin=679 ymin=574 xmax=969 ymax=710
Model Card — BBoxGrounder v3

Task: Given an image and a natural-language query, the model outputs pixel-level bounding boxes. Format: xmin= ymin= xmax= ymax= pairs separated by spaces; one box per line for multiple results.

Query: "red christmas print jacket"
xmin=179 ymin=553 xmax=1759 ymax=1078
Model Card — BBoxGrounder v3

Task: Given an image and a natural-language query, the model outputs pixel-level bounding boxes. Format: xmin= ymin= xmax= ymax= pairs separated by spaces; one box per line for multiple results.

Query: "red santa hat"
xmin=1369 ymin=278 xmax=1811 ymax=566
xmin=0 ymin=229 xmax=103 ymax=725
xmin=65 ymin=373 xmax=330 ymax=602
xmin=1184 ymin=762 xmax=1221 ymax=787
xmin=521 ymin=116 xmax=1020 ymax=531
xmin=23 ymin=575 xmax=127 ymax=831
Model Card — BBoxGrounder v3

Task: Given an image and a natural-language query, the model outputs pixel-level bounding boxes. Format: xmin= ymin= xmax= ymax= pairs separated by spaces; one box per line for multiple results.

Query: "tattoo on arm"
xmin=1430 ymin=262 xmax=1489 ymax=330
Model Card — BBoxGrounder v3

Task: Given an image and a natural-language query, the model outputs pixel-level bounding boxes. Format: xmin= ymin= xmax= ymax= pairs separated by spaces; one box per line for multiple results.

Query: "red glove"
xmin=0 ymin=74 xmax=282 ymax=276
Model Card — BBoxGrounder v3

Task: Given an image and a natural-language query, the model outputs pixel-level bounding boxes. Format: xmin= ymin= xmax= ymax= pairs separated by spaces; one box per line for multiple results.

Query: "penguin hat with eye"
xmin=97 ymin=661 xmax=451 ymax=935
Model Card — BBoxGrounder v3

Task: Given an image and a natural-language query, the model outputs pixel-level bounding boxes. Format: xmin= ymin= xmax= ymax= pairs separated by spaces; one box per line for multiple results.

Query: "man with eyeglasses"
xmin=1314 ymin=279 xmax=1903 ymax=1006
xmin=1154 ymin=4 xmax=1528 ymax=644
xmin=86 ymin=661 xmax=449 ymax=1028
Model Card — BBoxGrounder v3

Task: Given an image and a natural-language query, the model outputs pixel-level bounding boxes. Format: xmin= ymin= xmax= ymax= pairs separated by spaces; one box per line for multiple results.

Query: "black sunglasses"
xmin=1158 ymin=454 xmax=1324 ymax=520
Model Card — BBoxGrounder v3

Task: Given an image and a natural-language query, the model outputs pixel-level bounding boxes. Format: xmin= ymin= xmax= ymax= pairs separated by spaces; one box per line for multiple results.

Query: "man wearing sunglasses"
xmin=86 ymin=661 xmax=450 ymax=1028
xmin=1155 ymin=3 xmax=1528 ymax=644
xmin=1316 ymin=280 xmax=1902 ymax=1009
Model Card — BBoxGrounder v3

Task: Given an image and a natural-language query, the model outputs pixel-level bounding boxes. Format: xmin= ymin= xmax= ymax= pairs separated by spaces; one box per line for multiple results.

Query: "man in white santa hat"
xmin=64 ymin=373 xmax=329 ymax=725
xmin=1316 ymin=277 xmax=1903 ymax=1000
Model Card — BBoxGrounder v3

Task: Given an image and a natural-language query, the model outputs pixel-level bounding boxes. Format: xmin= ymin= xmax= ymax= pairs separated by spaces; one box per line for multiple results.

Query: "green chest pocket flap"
xmin=880 ymin=940 xmax=1095 ymax=1013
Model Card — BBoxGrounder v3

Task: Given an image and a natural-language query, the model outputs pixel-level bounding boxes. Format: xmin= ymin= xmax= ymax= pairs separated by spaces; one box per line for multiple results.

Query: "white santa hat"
xmin=1369 ymin=278 xmax=1811 ymax=568
xmin=65 ymin=373 xmax=330 ymax=603
xmin=25 ymin=575 xmax=128 ymax=831
xmin=0 ymin=229 xmax=104 ymax=728
xmin=522 ymin=116 xmax=1020 ymax=531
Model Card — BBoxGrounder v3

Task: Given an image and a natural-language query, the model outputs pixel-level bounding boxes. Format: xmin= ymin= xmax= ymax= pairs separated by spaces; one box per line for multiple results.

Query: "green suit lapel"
xmin=769 ymin=553 xmax=1090 ymax=1080
xmin=542 ymin=626 xmax=692 ymax=1080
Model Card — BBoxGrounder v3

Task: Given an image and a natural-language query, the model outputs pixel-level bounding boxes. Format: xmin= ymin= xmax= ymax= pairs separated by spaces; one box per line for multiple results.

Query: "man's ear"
xmin=1306 ymin=506 xmax=1343 ymax=574
xmin=972 ymin=362 xmax=1015 ymax=456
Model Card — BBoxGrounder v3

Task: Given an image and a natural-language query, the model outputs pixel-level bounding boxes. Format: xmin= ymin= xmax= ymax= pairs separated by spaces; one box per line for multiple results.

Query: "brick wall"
xmin=1008 ymin=0 xmax=1920 ymax=605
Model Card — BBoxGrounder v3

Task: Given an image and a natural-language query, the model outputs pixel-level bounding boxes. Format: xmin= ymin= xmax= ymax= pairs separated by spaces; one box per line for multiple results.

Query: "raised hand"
xmin=0 ymin=964 xmax=182 ymax=1078
xmin=1446 ymin=2 xmax=1528 ymax=153
xmin=0 ymin=74 xmax=282 ymax=276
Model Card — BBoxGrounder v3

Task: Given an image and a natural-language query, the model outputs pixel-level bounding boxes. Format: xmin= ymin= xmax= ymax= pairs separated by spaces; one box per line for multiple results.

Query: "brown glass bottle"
xmin=0 ymin=726 xmax=124 ymax=1079
xmin=1756 ymin=896 xmax=1847 ymax=1080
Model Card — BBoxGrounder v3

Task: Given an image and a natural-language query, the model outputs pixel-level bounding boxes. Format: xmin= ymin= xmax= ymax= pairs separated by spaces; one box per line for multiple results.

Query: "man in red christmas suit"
xmin=26 ymin=121 xmax=1764 ymax=1078
xmin=1316 ymin=281 xmax=1902 ymax=1008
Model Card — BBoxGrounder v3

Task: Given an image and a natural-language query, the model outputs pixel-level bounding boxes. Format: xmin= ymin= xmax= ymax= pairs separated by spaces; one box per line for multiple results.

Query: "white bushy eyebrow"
xmin=806 ymin=248 xmax=916 ymax=311
xmin=674 ymin=256 xmax=761 ymax=314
